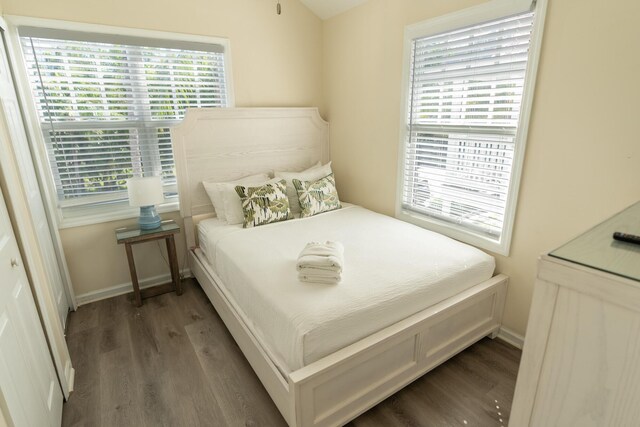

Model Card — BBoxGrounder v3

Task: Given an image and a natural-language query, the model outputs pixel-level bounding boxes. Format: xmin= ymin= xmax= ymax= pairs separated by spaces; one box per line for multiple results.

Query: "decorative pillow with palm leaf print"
xmin=292 ymin=173 xmax=342 ymax=218
xmin=235 ymin=179 xmax=292 ymax=228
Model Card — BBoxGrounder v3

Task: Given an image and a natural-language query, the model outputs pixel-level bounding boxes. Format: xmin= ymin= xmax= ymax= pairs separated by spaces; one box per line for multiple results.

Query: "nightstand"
xmin=115 ymin=220 xmax=183 ymax=306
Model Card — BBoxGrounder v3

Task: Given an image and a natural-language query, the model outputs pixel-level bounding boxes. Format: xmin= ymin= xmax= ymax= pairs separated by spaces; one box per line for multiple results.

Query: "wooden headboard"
xmin=171 ymin=107 xmax=329 ymax=247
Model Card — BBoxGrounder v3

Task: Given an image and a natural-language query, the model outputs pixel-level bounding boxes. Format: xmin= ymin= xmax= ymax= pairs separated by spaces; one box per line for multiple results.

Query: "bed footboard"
xmin=288 ymin=274 xmax=508 ymax=427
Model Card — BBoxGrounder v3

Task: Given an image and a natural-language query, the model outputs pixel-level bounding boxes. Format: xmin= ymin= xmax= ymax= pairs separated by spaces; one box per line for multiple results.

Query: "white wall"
xmin=2 ymin=0 xmax=323 ymax=298
xmin=323 ymin=0 xmax=640 ymax=336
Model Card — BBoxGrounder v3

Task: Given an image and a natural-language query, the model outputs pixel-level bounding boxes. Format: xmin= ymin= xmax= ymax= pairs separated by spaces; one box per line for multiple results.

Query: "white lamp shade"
xmin=127 ymin=176 xmax=164 ymax=207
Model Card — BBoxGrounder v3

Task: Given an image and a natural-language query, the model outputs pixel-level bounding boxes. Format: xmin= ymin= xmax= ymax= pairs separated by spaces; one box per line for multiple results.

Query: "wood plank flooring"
xmin=63 ymin=279 xmax=521 ymax=427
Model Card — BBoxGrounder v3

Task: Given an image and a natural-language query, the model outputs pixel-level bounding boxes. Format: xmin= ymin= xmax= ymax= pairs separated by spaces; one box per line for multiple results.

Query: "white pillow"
xmin=202 ymin=181 xmax=226 ymax=220
xmin=202 ymin=173 xmax=270 ymax=221
xmin=275 ymin=162 xmax=332 ymax=214
xmin=223 ymin=177 xmax=282 ymax=225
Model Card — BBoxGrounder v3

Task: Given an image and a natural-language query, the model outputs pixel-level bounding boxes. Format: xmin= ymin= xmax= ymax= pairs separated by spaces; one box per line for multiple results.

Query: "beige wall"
xmin=4 ymin=0 xmax=323 ymax=108
xmin=0 ymin=405 xmax=8 ymax=427
xmin=2 ymin=0 xmax=323 ymax=297
xmin=59 ymin=212 xmax=187 ymax=298
xmin=4 ymin=0 xmax=640 ymax=335
xmin=323 ymin=0 xmax=640 ymax=336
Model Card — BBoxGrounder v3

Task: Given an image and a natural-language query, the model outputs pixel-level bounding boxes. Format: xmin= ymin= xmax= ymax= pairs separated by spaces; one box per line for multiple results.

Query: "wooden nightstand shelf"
xmin=116 ymin=219 xmax=183 ymax=306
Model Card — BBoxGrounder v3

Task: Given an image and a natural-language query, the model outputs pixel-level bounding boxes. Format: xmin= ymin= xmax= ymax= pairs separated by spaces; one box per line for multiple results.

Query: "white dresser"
xmin=510 ymin=202 xmax=640 ymax=426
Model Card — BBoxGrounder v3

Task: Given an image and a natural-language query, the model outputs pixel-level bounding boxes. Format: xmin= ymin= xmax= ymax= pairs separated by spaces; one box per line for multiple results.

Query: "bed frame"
xmin=172 ymin=107 xmax=508 ymax=427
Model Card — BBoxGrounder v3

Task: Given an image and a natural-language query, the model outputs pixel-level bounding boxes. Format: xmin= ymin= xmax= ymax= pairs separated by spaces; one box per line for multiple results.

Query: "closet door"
xmin=0 ymin=184 xmax=63 ymax=427
xmin=0 ymin=28 xmax=71 ymax=328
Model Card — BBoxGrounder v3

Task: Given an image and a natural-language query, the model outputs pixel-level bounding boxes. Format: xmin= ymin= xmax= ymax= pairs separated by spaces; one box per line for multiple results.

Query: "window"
xmin=397 ymin=0 xmax=545 ymax=255
xmin=17 ymin=26 xmax=230 ymax=224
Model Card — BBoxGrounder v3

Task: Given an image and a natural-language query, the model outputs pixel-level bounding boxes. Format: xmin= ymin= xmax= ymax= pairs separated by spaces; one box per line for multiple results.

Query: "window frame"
xmin=5 ymin=16 xmax=234 ymax=228
xmin=395 ymin=0 xmax=547 ymax=256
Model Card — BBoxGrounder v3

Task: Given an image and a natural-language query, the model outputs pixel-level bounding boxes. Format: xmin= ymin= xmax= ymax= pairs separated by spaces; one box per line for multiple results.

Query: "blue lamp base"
xmin=138 ymin=205 xmax=161 ymax=230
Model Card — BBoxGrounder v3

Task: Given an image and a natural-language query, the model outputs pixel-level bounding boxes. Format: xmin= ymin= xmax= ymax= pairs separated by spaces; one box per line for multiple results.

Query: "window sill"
xmin=58 ymin=201 xmax=180 ymax=229
xmin=395 ymin=207 xmax=510 ymax=256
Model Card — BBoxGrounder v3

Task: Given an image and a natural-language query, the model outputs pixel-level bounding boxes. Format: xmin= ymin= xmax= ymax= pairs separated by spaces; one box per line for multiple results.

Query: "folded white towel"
xmin=296 ymin=255 xmax=343 ymax=273
xmin=299 ymin=274 xmax=340 ymax=285
xmin=298 ymin=267 xmax=341 ymax=279
xmin=296 ymin=241 xmax=344 ymax=273
xmin=299 ymin=241 xmax=345 ymax=258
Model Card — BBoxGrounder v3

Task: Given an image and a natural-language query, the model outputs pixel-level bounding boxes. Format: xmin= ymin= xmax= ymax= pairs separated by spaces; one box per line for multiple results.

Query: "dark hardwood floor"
xmin=63 ymin=279 xmax=521 ymax=427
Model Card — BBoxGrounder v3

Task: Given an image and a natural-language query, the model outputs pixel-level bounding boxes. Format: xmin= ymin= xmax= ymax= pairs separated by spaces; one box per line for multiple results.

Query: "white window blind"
xmin=401 ymin=11 xmax=534 ymax=241
xmin=19 ymin=27 xmax=228 ymax=210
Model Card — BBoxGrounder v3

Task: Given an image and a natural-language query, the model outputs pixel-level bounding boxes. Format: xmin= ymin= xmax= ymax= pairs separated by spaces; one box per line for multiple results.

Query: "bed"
xmin=171 ymin=107 xmax=508 ymax=427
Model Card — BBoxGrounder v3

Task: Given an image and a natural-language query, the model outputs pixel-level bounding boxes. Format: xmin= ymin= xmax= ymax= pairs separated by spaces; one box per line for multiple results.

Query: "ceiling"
xmin=299 ymin=0 xmax=369 ymax=20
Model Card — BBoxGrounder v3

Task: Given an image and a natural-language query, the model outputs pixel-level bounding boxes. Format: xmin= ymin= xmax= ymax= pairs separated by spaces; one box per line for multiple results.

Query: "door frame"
xmin=0 ymin=16 xmax=77 ymax=312
xmin=0 ymin=18 xmax=74 ymax=398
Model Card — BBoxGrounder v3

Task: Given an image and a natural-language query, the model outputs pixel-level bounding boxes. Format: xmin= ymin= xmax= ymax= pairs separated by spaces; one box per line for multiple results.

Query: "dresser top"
xmin=550 ymin=201 xmax=640 ymax=282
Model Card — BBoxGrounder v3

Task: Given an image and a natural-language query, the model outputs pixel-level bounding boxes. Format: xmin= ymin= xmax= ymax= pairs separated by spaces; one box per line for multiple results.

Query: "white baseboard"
xmin=66 ymin=364 xmax=75 ymax=395
xmin=496 ymin=326 xmax=525 ymax=349
xmin=75 ymin=268 xmax=191 ymax=306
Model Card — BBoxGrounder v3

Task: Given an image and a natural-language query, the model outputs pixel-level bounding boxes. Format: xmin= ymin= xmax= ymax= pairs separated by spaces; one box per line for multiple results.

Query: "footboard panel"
xmin=290 ymin=274 xmax=508 ymax=427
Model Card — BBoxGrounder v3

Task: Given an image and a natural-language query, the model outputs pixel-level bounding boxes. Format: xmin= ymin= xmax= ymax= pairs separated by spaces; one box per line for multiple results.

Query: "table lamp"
xmin=127 ymin=176 xmax=164 ymax=230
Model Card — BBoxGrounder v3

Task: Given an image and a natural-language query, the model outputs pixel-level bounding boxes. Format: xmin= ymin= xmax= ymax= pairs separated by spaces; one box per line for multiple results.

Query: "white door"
xmin=0 ymin=184 xmax=63 ymax=426
xmin=0 ymin=28 xmax=72 ymax=329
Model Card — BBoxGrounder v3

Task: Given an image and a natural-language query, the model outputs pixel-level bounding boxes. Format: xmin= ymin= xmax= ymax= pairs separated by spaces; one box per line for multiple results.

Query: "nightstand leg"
xmin=166 ymin=235 xmax=182 ymax=296
xmin=125 ymin=243 xmax=142 ymax=307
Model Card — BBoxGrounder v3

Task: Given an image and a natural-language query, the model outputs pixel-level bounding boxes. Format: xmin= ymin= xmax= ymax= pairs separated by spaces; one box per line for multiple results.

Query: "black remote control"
xmin=612 ymin=232 xmax=640 ymax=245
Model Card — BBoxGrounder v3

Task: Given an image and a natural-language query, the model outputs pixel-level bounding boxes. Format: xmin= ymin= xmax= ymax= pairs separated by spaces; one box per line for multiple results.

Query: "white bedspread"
xmin=197 ymin=205 xmax=495 ymax=374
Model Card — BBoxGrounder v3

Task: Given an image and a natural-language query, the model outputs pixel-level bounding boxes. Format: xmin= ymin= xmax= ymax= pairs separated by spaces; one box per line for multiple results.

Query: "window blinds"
xmin=19 ymin=29 xmax=228 ymax=206
xmin=402 ymin=11 xmax=534 ymax=239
